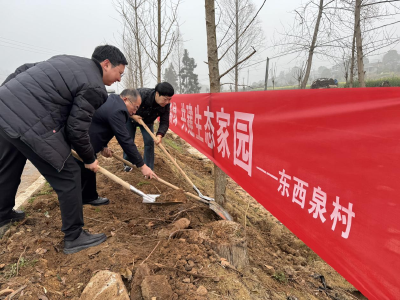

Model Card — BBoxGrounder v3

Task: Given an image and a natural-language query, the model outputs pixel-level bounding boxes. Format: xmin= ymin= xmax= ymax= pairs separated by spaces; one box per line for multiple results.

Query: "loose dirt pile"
xmin=0 ymin=130 xmax=366 ymax=299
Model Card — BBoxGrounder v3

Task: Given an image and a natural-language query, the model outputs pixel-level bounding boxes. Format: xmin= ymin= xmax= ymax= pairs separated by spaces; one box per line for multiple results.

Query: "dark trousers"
xmin=124 ymin=120 xmax=155 ymax=170
xmin=0 ymin=129 xmax=83 ymax=240
xmin=75 ymin=158 xmax=98 ymax=202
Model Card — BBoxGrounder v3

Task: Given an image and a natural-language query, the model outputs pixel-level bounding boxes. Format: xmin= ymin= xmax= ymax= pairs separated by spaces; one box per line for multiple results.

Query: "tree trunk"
xmin=205 ymin=0 xmax=227 ymax=207
xmin=200 ymin=221 xmax=249 ymax=269
xmin=135 ymin=0 xmax=144 ymax=87
xmin=355 ymin=0 xmax=365 ymax=87
xmin=350 ymin=26 xmax=356 ymax=88
xmin=157 ymin=0 xmax=162 ymax=83
xmin=234 ymin=0 xmax=239 ymax=92
xmin=301 ymin=0 xmax=323 ymax=89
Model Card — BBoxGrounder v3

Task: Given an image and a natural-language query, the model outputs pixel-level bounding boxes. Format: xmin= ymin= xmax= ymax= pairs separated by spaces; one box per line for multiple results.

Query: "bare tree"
xmin=273 ymin=0 xmax=340 ymax=89
xmin=270 ymin=63 xmax=278 ymax=90
xmin=171 ymin=26 xmax=184 ymax=93
xmin=205 ymin=0 xmax=265 ymax=207
xmin=217 ymin=0 xmax=265 ymax=91
xmin=116 ymin=0 xmax=150 ymax=88
xmin=332 ymin=0 xmax=400 ymax=87
xmin=118 ymin=0 xmax=181 ymax=83
xmin=293 ymin=63 xmax=306 ymax=88
xmin=342 ymin=55 xmax=351 ymax=84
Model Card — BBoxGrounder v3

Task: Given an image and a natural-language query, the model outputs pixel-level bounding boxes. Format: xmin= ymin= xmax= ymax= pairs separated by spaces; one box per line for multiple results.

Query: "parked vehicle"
xmin=311 ymin=78 xmax=338 ymax=89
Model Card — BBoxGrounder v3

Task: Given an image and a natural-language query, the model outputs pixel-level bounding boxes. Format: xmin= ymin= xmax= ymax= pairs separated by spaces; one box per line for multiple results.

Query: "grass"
xmin=137 ymin=181 xmax=150 ymax=187
xmin=164 ymin=138 xmax=183 ymax=152
xmin=344 ymin=76 xmax=400 ymax=87
xmin=272 ymin=271 xmax=287 ymax=283
xmin=35 ymin=182 xmax=53 ymax=196
xmin=4 ymin=258 xmax=38 ymax=278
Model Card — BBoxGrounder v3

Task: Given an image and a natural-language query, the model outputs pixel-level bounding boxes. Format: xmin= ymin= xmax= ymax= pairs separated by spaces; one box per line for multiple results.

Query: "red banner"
xmin=169 ymin=88 xmax=400 ymax=300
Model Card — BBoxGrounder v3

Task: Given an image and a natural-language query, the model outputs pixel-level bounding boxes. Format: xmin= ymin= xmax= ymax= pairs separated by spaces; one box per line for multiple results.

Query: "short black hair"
xmin=120 ymin=88 xmax=139 ymax=100
xmin=92 ymin=45 xmax=128 ymax=66
xmin=155 ymin=82 xmax=174 ymax=97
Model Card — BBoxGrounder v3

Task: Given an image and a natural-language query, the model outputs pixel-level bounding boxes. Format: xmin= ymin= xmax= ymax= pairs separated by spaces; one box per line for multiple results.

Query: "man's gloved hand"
xmin=140 ymin=164 xmax=158 ymax=179
xmin=85 ymin=159 xmax=99 ymax=173
xmin=100 ymin=147 xmax=112 ymax=158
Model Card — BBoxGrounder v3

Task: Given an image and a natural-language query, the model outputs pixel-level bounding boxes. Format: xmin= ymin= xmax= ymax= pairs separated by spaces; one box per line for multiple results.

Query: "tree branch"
xmin=219 ymin=47 xmax=256 ymax=79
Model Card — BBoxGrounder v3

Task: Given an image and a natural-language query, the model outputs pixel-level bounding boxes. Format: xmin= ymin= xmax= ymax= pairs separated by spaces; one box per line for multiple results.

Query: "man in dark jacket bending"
xmin=0 ymin=45 xmax=127 ymax=254
xmin=123 ymin=82 xmax=174 ymax=171
xmin=77 ymin=89 xmax=157 ymax=206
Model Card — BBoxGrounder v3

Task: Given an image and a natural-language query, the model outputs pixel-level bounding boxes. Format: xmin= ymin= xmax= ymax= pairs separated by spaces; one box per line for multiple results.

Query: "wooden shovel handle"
xmin=71 ymin=150 xmax=131 ymax=191
xmin=112 ymin=152 xmax=202 ymax=201
xmin=137 ymin=119 xmax=195 ymax=187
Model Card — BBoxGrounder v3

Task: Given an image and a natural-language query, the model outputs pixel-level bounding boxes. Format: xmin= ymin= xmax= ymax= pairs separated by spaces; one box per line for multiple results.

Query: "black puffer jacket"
xmin=136 ymin=88 xmax=170 ymax=136
xmin=0 ymin=55 xmax=108 ymax=171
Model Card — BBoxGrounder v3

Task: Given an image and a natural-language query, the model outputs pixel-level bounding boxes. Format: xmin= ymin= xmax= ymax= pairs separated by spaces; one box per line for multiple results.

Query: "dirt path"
xmin=0 ymin=131 xmax=366 ymax=300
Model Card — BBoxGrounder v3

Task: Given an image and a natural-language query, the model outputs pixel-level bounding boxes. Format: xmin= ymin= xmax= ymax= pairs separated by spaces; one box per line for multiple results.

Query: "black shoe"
xmin=123 ymin=165 xmax=132 ymax=172
xmin=0 ymin=209 xmax=25 ymax=227
xmin=63 ymin=230 xmax=107 ymax=254
xmin=83 ymin=196 xmax=110 ymax=206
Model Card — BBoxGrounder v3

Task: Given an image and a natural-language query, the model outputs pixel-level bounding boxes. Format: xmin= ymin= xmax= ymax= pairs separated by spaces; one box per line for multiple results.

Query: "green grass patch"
xmin=4 ymin=258 xmax=38 ymax=278
xmin=35 ymin=182 xmax=53 ymax=196
xmin=344 ymin=76 xmax=400 ymax=87
xmin=164 ymin=138 xmax=182 ymax=152
xmin=272 ymin=271 xmax=287 ymax=283
xmin=137 ymin=181 xmax=150 ymax=187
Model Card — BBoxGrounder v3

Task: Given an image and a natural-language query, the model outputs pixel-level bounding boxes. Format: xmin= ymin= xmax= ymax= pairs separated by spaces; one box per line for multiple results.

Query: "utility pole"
xmin=247 ymin=69 xmax=249 ymax=88
xmin=264 ymin=57 xmax=269 ymax=90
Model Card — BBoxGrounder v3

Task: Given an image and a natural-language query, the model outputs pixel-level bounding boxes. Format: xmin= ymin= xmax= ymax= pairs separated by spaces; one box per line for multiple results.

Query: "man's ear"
xmin=100 ymin=59 xmax=111 ymax=70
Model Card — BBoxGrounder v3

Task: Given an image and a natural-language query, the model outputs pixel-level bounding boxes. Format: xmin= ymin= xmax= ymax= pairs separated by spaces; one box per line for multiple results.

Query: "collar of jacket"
xmin=91 ymin=58 xmax=103 ymax=77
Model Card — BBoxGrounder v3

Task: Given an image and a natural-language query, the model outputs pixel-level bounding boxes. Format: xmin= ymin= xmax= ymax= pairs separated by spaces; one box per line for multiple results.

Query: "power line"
xmin=0 ymin=43 xmax=54 ymax=56
xmin=0 ymin=36 xmax=61 ymax=53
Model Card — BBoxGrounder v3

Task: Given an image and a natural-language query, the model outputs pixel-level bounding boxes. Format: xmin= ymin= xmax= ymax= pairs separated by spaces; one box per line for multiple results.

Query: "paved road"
xmin=14 ymin=160 xmax=44 ymax=209
xmin=16 ymin=161 xmax=41 ymax=197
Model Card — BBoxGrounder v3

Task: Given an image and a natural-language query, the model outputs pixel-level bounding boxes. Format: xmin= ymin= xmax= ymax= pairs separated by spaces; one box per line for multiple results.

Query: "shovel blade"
xmin=209 ymin=202 xmax=233 ymax=221
xmin=142 ymin=194 xmax=160 ymax=203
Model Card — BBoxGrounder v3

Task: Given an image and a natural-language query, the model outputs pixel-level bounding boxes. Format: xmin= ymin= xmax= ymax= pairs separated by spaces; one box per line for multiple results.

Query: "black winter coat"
xmin=0 ymin=55 xmax=108 ymax=171
xmin=136 ymin=88 xmax=170 ymax=136
xmin=89 ymin=94 xmax=144 ymax=168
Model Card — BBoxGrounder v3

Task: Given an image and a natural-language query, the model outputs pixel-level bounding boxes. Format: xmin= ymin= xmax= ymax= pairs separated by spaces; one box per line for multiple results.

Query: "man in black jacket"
xmin=77 ymin=89 xmax=157 ymax=206
xmin=0 ymin=45 xmax=127 ymax=254
xmin=123 ymin=82 xmax=174 ymax=171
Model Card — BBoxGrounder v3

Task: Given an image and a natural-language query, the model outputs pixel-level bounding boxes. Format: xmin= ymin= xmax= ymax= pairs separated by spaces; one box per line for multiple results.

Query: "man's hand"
xmin=155 ymin=135 xmax=162 ymax=145
xmin=85 ymin=159 xmax=99 ymax=173
xmin=100 ymin=147 xmax=112 ymax=158
xmin=140 ymin=164 xmax=158 ymax=179
xmin=131 ymin=115 xmax=142 ymax=123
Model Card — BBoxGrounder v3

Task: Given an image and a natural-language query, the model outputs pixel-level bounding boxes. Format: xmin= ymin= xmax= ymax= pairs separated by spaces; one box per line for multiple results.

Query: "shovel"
xmin=71 ymin=150 xmax=159 ymax=204
xmin=136 ymin=118 xmax=214 ymax=202
xmin=112 ymin=153 xmax=233 ymax=221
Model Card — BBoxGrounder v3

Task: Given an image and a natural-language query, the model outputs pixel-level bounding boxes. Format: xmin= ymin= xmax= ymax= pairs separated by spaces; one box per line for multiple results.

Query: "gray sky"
xmin=0 ymin=0 xmax=399 ymax=90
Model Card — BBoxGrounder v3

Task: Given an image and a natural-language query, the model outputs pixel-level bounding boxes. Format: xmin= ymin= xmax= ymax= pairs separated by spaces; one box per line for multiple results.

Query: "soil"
xmin=0 ymin=129 xmax=367 ymax=300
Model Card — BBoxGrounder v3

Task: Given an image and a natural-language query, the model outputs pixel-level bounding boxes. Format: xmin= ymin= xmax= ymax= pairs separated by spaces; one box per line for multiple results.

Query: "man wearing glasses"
xmin=123 ymin=82 xmax=174 ymax=171
xmin=76 ymin=89 xmax=157 ymax=207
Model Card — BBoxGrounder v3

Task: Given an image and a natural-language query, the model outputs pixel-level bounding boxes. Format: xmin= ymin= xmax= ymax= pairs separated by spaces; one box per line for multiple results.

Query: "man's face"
xmin=101 ymin=60 xmax=125 ymax=86
xmin=124 ymin=95 xmax=142 ymax=116
xmin=155 ymin=92 xmax=172 ymax=107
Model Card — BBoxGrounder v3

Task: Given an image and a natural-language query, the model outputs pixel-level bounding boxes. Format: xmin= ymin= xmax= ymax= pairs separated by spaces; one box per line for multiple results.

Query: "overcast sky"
xmin=0 ymin=0 xmax=399 ymax=91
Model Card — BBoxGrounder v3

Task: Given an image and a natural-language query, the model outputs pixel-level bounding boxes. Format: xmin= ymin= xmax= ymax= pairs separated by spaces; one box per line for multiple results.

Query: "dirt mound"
xmin=0 ymin=130 xmax=365 ymax=299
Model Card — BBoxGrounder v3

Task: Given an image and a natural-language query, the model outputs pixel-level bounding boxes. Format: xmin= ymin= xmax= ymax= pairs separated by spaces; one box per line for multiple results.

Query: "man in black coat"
xmin=77 ymin=89 xmax=157 ymax=206
xmin=123 ymin=82 xmax=174 ymax=171
xmin=0 ymin=45 xmax=127 ymax=254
